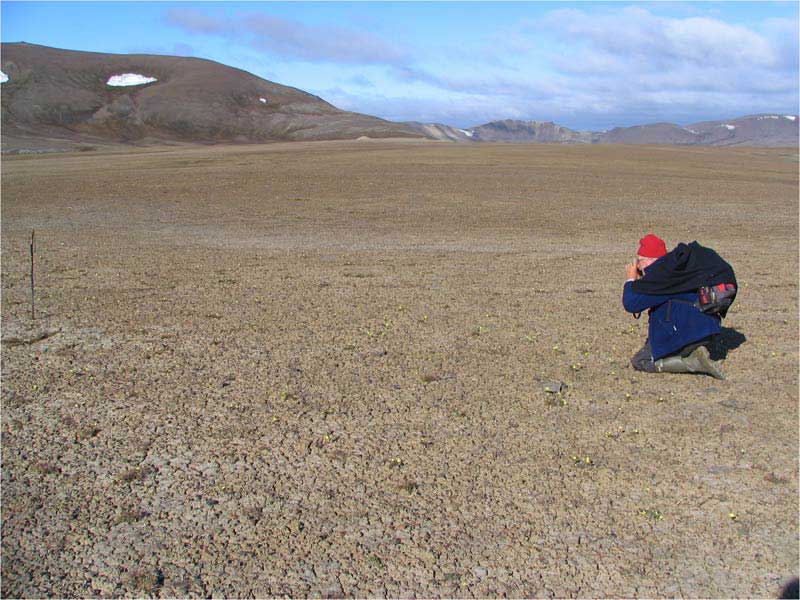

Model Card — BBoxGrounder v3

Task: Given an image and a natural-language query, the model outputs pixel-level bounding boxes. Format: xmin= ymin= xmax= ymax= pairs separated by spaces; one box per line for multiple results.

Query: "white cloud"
xmin=542 ymin=6 xmax=779 ymax=69
xmin=317 ymin=87 xmax=531 ymax=127
xmin=391 ymin=6 xmax=797 ymax=126
xmin=166 ymin=8 xmax=409 ymax=65
xmin=317 ymin=74 xmax=797 ymax=132
xmin=662 ymin=17 xmax=776 ymax=66
xmin=469 ymin=6 xmax=800 ymax=127
xmin=162 ymin=4 xmax=798 ymax=130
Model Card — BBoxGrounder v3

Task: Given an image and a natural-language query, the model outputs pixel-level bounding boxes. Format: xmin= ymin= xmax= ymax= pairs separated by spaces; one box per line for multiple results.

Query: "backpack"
xmin=695 ymin=283 xmax=737 ymax=316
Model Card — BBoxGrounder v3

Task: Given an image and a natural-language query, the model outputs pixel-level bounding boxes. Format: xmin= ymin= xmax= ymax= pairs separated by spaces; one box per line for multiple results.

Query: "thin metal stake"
xmin=30 ymin=230 xmax=35 ymax=321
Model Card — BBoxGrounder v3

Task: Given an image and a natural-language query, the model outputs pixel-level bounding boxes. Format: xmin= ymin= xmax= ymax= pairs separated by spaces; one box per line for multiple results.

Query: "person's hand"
xmin=626 ymin=261 xmax=639 ymax=280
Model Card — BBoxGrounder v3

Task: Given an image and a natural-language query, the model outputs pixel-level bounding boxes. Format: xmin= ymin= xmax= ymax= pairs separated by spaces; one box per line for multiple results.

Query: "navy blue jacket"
xmin=623 ymin=281 xmax=721 ymax=360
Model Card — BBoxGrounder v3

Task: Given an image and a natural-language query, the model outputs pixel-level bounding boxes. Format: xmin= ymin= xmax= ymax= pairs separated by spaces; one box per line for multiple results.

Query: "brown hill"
xmin=401 ymin=121 xmax=474 ymax=142
xmin=686 ymin=114 xmax=799 ymax=147
xmin=0 ymin=42 xmax=421 ymax=150
xmin=462 ymin=116 xmax=797 ymax=147
xmin=594 ymin=115 xmax=798 ymax=146
xmin=468 ymin=120 xmax=592 ymax=143
xmin=597 ymin=122 xmax=699 ymax=145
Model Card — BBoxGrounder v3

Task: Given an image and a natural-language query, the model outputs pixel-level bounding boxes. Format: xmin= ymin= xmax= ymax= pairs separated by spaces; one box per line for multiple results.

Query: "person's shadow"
xmin=708 ymin=327 xmax=747 ymax=360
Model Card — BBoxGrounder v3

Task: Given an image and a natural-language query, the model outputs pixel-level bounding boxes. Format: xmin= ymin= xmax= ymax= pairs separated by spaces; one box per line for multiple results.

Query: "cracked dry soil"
xmin=1 ymin=141 xmax=798 ymax=598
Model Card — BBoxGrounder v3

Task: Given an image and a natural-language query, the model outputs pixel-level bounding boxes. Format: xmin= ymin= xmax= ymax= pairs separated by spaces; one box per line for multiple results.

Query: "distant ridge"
xmin=468 ymin=120 xmax=592 ymax=143
xmin=1 ymin=43 xmax=797 ymax=151
xmin=458 ymin=115 xmax=798 ymax=146
xmin=401 ymin=121 xmax=473 ymax=142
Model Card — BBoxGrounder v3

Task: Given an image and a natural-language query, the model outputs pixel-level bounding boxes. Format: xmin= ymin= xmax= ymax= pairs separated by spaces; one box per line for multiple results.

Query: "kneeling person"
xmin=623 ymin=234 xmax=724 ymax=379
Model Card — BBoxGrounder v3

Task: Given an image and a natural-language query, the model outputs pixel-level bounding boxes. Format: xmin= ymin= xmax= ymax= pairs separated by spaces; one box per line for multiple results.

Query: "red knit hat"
xmin=637 ymin=233 xmax=667 ymax=258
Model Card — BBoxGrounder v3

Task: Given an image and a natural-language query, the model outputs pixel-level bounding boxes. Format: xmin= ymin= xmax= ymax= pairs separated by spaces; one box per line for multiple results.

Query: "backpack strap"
xmin=665 ymin=298 xmax=695 ymax=322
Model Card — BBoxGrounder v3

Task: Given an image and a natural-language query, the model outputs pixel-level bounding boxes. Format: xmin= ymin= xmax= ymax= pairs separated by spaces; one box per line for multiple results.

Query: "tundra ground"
xmin=2 ymin=141 xmax=798 ymax=598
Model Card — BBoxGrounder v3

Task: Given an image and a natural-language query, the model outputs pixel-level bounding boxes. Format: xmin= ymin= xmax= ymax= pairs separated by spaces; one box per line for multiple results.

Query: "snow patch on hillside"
xmin=259 ymin=97 xmax=267 ymax=104
xmin=459 ymin=129 xmax=474 ymax=137
xmin=722 ymin=124 xmax=736 ymax=130
xmin=785 ymin=115 xmax=796 ymax=121
xmin=107 ymin=73 xmax=157 ymax=87
xmin=757 ymin=115 xmax=779 ymax=120
xmin=0 ymin=71 xmax=8 ymax=84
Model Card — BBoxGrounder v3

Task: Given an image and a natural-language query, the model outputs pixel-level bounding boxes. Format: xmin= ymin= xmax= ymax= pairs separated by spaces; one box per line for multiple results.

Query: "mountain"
xmin=464 ymin=115 xmax=797 ymax=146
xmin=597 ymin=122 xmax=698 ymax=145
xmin=685 ymin=114 xmax=799 ymax=147
xmin=467 ymin=120 xmax=593 ymax=143
xmin=0 ymin=42 xmax=421 ymax=149
xmin=596 ymin=115 xmax=798 ymax=146
xmin=402 ymin=122 xmax=474 ymax=142
xmin=2 ymin=43 xmax=796 ymax=151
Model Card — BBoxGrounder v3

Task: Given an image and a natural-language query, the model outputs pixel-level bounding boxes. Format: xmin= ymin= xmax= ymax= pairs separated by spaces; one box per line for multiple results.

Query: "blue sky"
xmin=2 ymin=2 xmax=798 ymax=129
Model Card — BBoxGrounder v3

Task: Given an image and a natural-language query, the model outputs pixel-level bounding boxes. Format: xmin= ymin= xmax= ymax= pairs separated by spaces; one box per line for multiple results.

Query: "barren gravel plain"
xmin=2 ymin=140 xmax=798 ymax=598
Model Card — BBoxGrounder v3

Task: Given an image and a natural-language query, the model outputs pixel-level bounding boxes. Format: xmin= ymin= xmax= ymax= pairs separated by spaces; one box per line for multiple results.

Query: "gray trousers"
xmin=631 ymin=337 xmax=712 ymax=373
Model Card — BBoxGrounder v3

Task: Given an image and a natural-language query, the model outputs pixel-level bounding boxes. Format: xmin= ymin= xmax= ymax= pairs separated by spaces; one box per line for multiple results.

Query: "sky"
xmin=2 ymin=1 xmax=798 ymax=130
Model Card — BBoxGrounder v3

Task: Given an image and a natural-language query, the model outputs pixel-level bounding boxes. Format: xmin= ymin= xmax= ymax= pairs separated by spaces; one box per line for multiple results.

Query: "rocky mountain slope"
xmin=1 ymin=43 xmax=796 ymax=150
xmin=0 ymin=42 xmax=421 ymax=149
xmin=401 ymin=122 xmax=473 ymax=142
xmin=467 ymin=120 xmax=593 ymax=143
xmin=598 ymin=122 xmax=698 ymax=145
xmin=683 ymin=114 xmax=799 ymax=147
xmin=465 ymin=115 xmax=798 ymax=146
